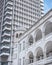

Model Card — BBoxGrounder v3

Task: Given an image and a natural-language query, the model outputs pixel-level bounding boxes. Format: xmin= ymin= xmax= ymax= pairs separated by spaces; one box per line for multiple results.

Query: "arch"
xmin=19 ymin=33 xmax=22 ymax=37
xmin=28 ymin=35 xmax=34 ymax=45
xmin=16 ymin=33 xmax=18 ymax=38
xmin=35 ymin=47 xmax=43 ymax=61
xmin=44 ymin=21 xmax=52 ymax=35
xmin=35 ymin=29 xmax=42 ymax=42
xmin=27 ymin=51 xmax=34 ymax=64
xmin=45 ymin=41 xmax=52 ymax=57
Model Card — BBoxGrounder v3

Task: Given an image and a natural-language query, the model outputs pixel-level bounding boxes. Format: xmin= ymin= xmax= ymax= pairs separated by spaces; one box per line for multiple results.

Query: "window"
xmin=23 ymin=57 xmax=25 ymax=65
xmin=36 ymin=47 xmax=43 ymax=61
xmin=16 ymin=33 xmax=18 ymax=38
xmin=19 ymin=44 xmax=21 ymax=52
xmin=45 ymin=41 xmax=52 ymax=57
xmin=23 ymin=41 xmax=25 ymax=50
xmin=35 ymin=29 xmax=42 ymax=42
xmin=28 ymin=52 xmax=34 ymax=64
xmin=28 ymin=35 xmax=33 ymax=45
xmin=19 ymin=59 xmax=21 ymax=65
xmin=19 ymin=33 xmax=22 ymax=37
xmin=45 ymin=22 xmax=52 ymax=35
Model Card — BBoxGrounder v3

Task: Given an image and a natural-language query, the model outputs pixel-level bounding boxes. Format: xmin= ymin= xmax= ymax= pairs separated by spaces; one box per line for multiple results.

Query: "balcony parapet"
xmin=1 ymin=46 xmax=10 ymax=50
xmin=0 ymin=52 xmax=9 ymax=57
xmin=25 ymin=56 xmax=52 ymax=65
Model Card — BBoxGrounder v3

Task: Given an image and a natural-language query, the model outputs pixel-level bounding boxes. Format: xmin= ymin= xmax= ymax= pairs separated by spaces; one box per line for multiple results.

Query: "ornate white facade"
xmin=13 ymin=9 xmax=52 ymax=65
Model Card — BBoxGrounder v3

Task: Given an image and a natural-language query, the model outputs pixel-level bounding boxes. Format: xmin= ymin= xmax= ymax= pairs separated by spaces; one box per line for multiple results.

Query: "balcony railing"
xmin=2 ymin=39 xmax=10 ymax=43
xmin=3 ymin=21 xmax=11 ymax=26
xmin=1 ymin=46 xmax=10 ymax=50
xmin=0 ymin=52 xmax=9 ymax=57
xmin=2 ymin=26 xmax=11 ymax=31
xmin=25 ymin=56 xmax=52 ymax=65
xmin=2 ymin=32 xmax=10 ymax=37
xmin=4 ymin=16 xmax=12 ymax=21
xmin=0 ymin=49 xmax=10 ymax=57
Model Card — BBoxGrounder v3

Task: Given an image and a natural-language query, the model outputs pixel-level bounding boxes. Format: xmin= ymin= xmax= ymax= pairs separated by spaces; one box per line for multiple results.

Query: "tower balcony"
xmin=1 ymin=39 xmax=10 ymax=43
xmin=6 ymin=1 xmax=13 ymax=6
xmin=2 ymin=32 xmax=10 ymax=37
xmin=3 ymin=21 xmax=11 ymax=26
xmin=5 ymin=6 xmax=13 ymax=11
xmin=0 ymin=51 xmax=10 ymax=57
xmin=0 ymin=53 xmax=9 ymax=57
xmin=1 ymin=46 xmax=10 ymax=50
xmin=2 ymin=26 xmax=11 ymax=31
xmin=4 ymin=16 xmax=12 ymax=21
xmin=0 ymin=48 xmax=10 ymax=57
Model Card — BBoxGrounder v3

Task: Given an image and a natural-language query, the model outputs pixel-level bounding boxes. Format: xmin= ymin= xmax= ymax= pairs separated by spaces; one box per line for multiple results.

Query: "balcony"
xmin=25 ymin=56 xmax=52 ymax=65
xmin=6 ymin=1 xmax=13 ymax=6
xmin=1 ymin=46 xmax=10 ymax=50
xmin=0 ymin=52 xmax=9 ymax=57
xmin=1 ymin=39 xmax=10 ymax=43
xmin=6 ymin=6 xmax=13 ymax=10
xmin=2 ymin=32 xmax=10 ymax=37
xmin=3 ymin=21 xmax=11 ymax=26
xmin=4 ymin=16 xmax=12 ymax=21
xmin=0 ymin=49 xmax=10 ymax=57
xmin=2 ymin=26 xmax=11 ymax=31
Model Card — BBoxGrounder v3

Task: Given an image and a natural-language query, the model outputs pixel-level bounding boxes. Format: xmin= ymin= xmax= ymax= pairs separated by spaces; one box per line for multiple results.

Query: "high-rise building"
xmin=0 ymin=0 xmax=44 ymax=65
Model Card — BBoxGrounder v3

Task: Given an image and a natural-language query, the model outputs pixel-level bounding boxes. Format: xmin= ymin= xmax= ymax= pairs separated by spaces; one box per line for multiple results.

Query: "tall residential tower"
xmin=0 ymin=0 xmax=44 ymax=65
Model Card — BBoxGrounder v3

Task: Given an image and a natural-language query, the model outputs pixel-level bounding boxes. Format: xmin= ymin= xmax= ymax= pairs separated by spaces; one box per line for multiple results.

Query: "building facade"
xmin=13 ymin=9 xmax=52 ymax=65
xmin=0 ymin=0 xmax=44 ymax=65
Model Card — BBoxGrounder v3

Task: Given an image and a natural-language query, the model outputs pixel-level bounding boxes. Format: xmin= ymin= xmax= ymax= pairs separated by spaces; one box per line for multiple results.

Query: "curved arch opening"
xmin=45 ymin=41 xmax=52 ymax=57
xmin=36 ymin=47 xmax=43 ymax=61
xmin=35 ymin=29 xmax=42 ymax=42
xmin=16 ymin=33 xmax=18 ymax=38
xmin=45 ymin=22 xmax=52 ymax=35
xmin=27 ymin=51 xmax=34 ymax=64
xmin=19 ymin=33 xmax=22 ymax=37
xmin=28 ymin=35 xmax=34 ymax=45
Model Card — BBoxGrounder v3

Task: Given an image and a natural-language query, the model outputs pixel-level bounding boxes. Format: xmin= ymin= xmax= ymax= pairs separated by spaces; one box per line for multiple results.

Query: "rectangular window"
xmin=23 ymin=43 xmax=25 ymax=50
xmin=19 ymin=59 xmax=21 ymax=65
xmin=23 ymin=57 xmax=25 ymax=65
xmin=19 ymin=44 xmax=21 ymax=52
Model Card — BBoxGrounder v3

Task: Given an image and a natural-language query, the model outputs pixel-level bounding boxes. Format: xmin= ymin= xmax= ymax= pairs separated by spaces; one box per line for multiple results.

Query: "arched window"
xmin=36 ymin=47 xmax=43 ymax=61
xmin=45 ymin=22 xmax=52 ymax=35
xmin=19 ymin=33 xmax=22 ymax=37
xmin=16 ymin=33 xmax=18 ymax=38
xmin=28 ymin=51 xmax=34 ymax=64
xmin=35 ymin=29 xmax=42 ymax=42
xmin=45 ymin=41 xmax=52 ymax=57
xmin=28 ymin=35 xmax=33 ymax=45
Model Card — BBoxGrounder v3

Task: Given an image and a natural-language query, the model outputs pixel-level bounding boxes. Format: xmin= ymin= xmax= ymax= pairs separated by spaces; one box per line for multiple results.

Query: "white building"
xmin=0 ymin=0 xmax=44 ymax=65
xmin=13 ymin=9 xmax=52 ymax=65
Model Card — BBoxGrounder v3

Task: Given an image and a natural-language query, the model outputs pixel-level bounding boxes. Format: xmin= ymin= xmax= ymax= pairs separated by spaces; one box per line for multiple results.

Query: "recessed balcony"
xmin=4 ymin=16 xmax=12 ymax=21
xmin=3 ymin=21 xmax=11 ymax=26
xmin=6 ymin=1 xmax=13 ymax=7
xmin=2 ymin=32 xmax=10 ymax=37
xmin=0 ymin=52 xmax=9 ymax=57
xmin=1 ymin=39 xmax=10 ymax=43
xmin=1 ymin=46 xmax=10 ymax=50
xmin=2 ymin=26 xmax=11 ymax=31
xmin=6 ymin=6 xmax=13 ymax=10
xmin=0 ymin=49 xmax=10 ymax=57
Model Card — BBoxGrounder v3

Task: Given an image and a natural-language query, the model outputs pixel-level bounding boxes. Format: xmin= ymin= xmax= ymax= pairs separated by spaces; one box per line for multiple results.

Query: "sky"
xmin=44 ymin=0 xmax=52 ymax=13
